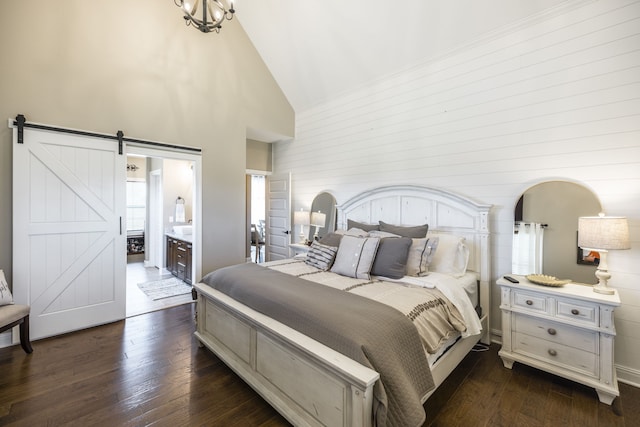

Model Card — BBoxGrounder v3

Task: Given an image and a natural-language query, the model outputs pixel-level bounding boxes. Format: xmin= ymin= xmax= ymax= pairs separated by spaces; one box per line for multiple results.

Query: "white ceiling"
xmin=237 ymin=0 xmax=571 ymax=113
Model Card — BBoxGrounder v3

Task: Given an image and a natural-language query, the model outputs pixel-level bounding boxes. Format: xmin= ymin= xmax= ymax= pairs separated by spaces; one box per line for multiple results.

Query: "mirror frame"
xmin=308 ymin=192 xmax=337 ymax=242
xmin=513 ymin=180 xmax=602 ymax=283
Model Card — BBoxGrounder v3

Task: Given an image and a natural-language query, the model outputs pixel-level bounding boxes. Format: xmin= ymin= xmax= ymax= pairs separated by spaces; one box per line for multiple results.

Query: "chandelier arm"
xmin=186 ymin=0 xmax=199 ymax=17
xmin=208 ymin=0 xmax=226 ymax=26
xmin=176 ymin=0 xmax=233 ymax=33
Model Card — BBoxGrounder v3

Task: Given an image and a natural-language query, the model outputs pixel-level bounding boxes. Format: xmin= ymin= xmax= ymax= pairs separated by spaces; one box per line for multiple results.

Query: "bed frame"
xmin=194 ymin=185 xmax=492 ymax=427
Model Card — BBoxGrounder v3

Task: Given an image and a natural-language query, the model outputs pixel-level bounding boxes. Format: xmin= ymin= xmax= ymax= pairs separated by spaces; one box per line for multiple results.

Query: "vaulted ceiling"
xmin=238 ymin=0 xmax=571 ymax=113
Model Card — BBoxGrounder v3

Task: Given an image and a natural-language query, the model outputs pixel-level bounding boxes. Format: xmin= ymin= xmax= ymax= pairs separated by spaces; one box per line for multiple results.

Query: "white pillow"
xmin=427 ymin=233 xmax=469 ymax=278
xmin=368 ymin=230 xmax=401 ymax=239
xmin=405 ymin=236 xmax=439 ymax=276
xmin=344 ymin=228 xmax=370 ymax=237
xmin=0 ymin=270 xmax=15 ymax=306
xmin=330 ymin=235 xmax=380 ymax=279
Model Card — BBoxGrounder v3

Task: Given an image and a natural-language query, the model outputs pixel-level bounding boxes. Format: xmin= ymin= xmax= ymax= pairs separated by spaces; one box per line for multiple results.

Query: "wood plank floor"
xmin=1 ymin=304 xmax=638 ymax=426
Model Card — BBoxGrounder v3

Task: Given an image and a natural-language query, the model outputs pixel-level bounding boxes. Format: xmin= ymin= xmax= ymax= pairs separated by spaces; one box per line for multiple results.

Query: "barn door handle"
xmin=120 ymin=217 xmax=123 ymax=235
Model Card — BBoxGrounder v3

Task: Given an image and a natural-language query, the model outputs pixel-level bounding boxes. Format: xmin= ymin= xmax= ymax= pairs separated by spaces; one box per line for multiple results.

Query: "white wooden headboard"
xmin=337 ymin=185 xmax=492 ymax=342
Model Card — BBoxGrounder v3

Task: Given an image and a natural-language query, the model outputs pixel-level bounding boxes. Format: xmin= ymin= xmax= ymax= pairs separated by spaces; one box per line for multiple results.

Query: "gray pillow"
xmin=330 ymin=235 xmax=380 ymax=279
xmin=379 ymin=221 xmax=429 ymax=238
xmin=305 ymin=241 xmax=338 ymax=271
xmin=318 ymin=232 xmax=343 ymax=247
xmin=406 ymin=237 xmax=439 ymax=276
xmin=370 ymin=237 xmax=412 ymax=279
xmin=347 ymin=219 xmax=380 ymax=232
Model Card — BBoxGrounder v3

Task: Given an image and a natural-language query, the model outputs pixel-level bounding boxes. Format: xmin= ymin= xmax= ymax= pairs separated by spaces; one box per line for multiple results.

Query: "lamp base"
xmin=593 ymin=284 xmax=615 ymax=295
xmin=593 ymin=265 xmax=615 ymax=295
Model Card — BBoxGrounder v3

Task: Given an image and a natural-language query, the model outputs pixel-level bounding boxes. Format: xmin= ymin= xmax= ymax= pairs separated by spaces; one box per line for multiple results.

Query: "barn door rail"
xmin=10 ymin=114 xmax=202 ymax=154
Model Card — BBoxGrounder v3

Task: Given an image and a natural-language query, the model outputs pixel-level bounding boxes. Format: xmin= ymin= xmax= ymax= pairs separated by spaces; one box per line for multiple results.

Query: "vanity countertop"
xmin=165 ymin=232 xmax=193 ymax=243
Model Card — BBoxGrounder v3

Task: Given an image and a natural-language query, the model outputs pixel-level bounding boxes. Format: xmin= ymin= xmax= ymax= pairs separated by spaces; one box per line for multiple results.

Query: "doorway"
xmin=12 ymin=118 xmax=202 ymax=340
xmin=248 ymin=174 xmax=266 ymax=263
xmin=125 ymin=149 xmax=201 ymax=318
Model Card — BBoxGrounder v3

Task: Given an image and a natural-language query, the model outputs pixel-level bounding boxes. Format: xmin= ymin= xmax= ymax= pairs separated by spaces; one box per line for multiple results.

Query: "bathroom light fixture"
xmin=578 ymin=213 xmax=630 ymax=294
xmin=175 ymin=0 xmax=235 ymax=34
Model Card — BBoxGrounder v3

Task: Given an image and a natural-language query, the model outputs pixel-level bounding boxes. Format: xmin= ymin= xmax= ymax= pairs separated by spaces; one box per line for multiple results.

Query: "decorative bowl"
xmin=526 ymin=274 xmax=571 ymax=287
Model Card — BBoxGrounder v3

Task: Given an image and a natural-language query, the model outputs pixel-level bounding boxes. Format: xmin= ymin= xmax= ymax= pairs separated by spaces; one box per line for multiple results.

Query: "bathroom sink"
xmin=173 ymin=225 xmax=193 ymax=235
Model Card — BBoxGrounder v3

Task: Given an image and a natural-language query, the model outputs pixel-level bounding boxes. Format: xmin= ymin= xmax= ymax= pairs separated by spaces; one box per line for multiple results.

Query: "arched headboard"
xmin=337 ymin=185 xmax=492 ymax=343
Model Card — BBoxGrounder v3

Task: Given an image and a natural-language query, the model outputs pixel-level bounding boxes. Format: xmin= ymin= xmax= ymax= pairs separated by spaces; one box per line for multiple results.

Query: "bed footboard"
xmin=194 ymin=283 xmax=380 ymax=427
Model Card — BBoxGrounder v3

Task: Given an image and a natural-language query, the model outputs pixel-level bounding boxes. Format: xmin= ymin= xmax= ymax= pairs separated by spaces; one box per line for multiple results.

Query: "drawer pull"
xmin=547 ymin=328 xmax=557 ymax=335
xmin=526 ymin=300 xmax=533 ymax=306
xmin=548 ymin=349 xmax=557 ymax=356
xmin=571 ymin=309 xmax=580 ymax=315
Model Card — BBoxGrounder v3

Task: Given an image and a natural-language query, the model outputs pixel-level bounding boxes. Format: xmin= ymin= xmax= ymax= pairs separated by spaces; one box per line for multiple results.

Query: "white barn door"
xmin=266 ymin=172 xmax=291 ymax=261
xmin=13 ymin=127 xmax=126 ymax=340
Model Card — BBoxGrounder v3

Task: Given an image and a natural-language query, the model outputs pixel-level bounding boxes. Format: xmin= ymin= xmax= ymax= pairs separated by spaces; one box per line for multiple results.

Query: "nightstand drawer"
xmin=513 ymin=332 xmax=597 ymax=377
xmin=514 ymin=314 xmax=597 ymax=353
xmin=512 ymin=290 xmax=547 ymax=314
xmin=556 ymin=299 xmax=597 ymax=325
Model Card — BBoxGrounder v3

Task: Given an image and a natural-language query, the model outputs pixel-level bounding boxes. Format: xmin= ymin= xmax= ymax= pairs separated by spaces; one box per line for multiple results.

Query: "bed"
xmin=194 ymin=185 xmax=491 ymax=427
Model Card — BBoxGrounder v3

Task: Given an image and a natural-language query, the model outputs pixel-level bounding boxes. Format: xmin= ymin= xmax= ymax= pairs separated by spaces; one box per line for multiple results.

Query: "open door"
xmin=266 ymin=172 xmax=291 ymax=261
xmin=12 ymin=126 xmax=126 ymax=340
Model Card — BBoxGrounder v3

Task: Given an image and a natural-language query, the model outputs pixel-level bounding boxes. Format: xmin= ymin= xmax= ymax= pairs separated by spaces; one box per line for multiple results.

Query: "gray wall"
xmin=0 ymin=0 xmax=294 ymax=286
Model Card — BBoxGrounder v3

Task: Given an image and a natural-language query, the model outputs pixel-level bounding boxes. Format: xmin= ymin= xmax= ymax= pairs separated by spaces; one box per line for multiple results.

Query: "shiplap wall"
xmin=273 ymin=0 xmax=640 ymax=385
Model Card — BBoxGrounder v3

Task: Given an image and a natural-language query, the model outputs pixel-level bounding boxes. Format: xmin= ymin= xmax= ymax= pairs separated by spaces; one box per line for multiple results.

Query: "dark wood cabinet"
xmin=166 ymin=235 xmax=192 ymax=284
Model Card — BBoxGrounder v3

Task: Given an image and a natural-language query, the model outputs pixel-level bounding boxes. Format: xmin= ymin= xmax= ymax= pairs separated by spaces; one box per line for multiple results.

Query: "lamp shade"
xmin=311 ymin=211 xmax=326 ymax=228
xmin=578 ymin=215 xmax=630 ymax=250
xmin=294 ymin=210 xmax=310 ymax=225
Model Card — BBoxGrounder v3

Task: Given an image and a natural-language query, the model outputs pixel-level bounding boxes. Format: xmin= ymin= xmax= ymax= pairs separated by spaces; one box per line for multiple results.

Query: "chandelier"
xmin=175 ymin=0 xmax=235 ymax=34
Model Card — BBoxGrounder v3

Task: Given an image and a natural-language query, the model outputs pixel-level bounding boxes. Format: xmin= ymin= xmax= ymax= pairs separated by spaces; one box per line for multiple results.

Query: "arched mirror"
xmin=308 ymin=192 xmax=337 ymax=241
xmin=514 ymin=181 xmax=601 ymax=284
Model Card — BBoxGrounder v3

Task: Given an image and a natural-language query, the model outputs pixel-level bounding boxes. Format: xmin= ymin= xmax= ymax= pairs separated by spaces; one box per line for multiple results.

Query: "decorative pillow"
xmin=331 ymin=235 xmax=380 ymax=279
xmin=344 ymin=228 xmax=370 ymax=237
xmin=405 ymin=237 xmax=439 ymax=276
xmin=428 ymin=233 xmax=470 ymax=277
xmin=379 ymin=221 xmax=429 ymax=238
xmin=305 ymin=241 xmax=338 ymax=271
xmin=0 ymin=270 xmax=15 ymax=306
xmin=318 ymin=232 xmax=343 ymax=247
xmin=370 ymin=237 xmax=412 ymax=279
xmin=347 ymin=219 xmax=380 ymax=232
xmin=368 ymin=230 xmax=401 ymax=239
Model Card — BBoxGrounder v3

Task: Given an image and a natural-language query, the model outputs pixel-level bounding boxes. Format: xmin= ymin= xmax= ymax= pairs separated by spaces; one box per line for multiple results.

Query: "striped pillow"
xmin=405 ymin=236 xmax=439 ymax=276
xmin=305 ymin=241 xmax=338 ymax=271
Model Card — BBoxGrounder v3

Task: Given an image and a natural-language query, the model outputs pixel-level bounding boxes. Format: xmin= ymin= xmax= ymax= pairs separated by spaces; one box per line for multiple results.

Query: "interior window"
xmin=126 ymin=180 xmax=146 ymax=232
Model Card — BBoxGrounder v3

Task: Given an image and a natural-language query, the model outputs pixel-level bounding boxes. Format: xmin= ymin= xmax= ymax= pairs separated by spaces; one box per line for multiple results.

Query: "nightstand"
xmin=498 ymin=275 xmax=621 ymax=404
xmin=289 ymin=243 xmax=310 ymax=258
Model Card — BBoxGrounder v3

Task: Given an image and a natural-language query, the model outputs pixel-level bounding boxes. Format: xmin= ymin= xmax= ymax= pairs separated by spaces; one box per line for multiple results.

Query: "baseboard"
xmin=617 ymin=365 xmax=640 ymax=389
xmin=490 ymin=328 xmax=502 ymax=345
xmin=0 ymin=330 xmax=13 ymax=349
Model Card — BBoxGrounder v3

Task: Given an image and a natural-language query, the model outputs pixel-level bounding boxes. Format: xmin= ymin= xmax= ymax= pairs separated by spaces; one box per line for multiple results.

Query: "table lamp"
xmin=578 ymin=214 xmax=630 ymax=294
xmin=311 ymin=211 xmax=326 ymax=241
xmin=293 ymin=210 xmax=310 ymax=243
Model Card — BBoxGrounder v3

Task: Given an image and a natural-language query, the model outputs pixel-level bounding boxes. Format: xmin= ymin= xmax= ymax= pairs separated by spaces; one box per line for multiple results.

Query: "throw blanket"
xmin=202 ymin=263 xmax=434 ymax=427
xmin=268 ymin=259 xmax=467 ymax=354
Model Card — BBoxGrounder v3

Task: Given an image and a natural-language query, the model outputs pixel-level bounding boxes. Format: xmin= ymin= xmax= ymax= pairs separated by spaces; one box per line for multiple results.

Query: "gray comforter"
xmin=201 ymin=262 xmax=434 ymax=427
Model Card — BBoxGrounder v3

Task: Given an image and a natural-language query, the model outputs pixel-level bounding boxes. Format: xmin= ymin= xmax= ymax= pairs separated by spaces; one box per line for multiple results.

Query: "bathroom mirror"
xmin=308 ymin=192 xmax=337 ymax=241
xmin=515 ymin=181 xmax=601 ymax=284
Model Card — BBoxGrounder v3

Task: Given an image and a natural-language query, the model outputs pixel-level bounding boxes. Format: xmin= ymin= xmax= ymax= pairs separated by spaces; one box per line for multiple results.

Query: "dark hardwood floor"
xmin=1 ymin=304 xmax=638 ymax=426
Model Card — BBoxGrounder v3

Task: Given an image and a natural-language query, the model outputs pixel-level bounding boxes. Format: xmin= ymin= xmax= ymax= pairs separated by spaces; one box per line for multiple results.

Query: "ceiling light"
xmin=175 ymin=0 xmax=235 ymax=34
